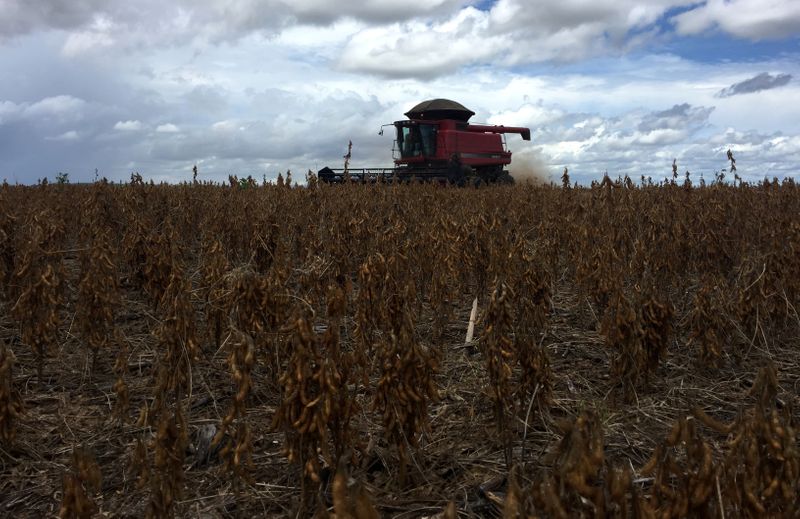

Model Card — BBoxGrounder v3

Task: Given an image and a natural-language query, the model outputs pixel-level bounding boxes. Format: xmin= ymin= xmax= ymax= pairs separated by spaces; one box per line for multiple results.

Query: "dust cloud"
xmin=509 ymin=149 xmax=552 ymax=185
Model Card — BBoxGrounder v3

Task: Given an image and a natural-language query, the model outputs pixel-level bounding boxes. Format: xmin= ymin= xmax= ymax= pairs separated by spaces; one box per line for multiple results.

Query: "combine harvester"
xmin=318 ymin=99 xmax=530 ymax=186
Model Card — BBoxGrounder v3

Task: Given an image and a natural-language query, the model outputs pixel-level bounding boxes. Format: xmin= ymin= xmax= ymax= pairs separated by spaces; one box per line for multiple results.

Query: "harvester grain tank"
xmin=318 ymin=99 xmax=531 ymax=185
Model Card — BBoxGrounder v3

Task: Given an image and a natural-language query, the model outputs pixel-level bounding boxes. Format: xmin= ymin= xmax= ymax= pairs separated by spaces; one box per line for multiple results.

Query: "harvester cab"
xmin=318 ymin=99 xmax=530 ymax=185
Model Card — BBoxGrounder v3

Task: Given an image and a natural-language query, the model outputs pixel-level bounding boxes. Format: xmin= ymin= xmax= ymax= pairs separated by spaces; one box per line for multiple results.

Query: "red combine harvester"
xmin=318 ymin=99 xmax=531 ymax=185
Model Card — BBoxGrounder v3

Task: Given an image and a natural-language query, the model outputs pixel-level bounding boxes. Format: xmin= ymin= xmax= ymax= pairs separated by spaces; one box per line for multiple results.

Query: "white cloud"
xmin=211 ymin=120 xmax=239 ymax=132
xmin=337 ymin=1 xmax=695 ymax=78
xmin=277 ymin=19 xmax=363 ymax=46
xmin=634 ymin=128 xmax=687 ymax=145
xmin=114 ymin=120 xmax=143 ymax=131
xmin=156 ymin=123 xmax=179 ymax=133
xmin=488 ymin=103 xmax=565 ymax=128
xmin=0 ymin=95 xmax=86 ymax=124
xmin=673 ymin=0 xmax=800 ymax=39
xmin=61 ymin=15 xmax=115 ymax=56
xmin=46 ymin=130 xmax=80 ymax=141
xmin=25 ymin=95 xmax=86 ymax=118
xmin=338 ymin=9 xmax=505 ymax=78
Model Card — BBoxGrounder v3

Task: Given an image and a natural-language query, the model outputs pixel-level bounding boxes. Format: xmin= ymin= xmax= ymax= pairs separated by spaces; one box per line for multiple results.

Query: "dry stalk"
xmin=688 ymin=278 xmax=728 ymax=366
xmin=59 ymin=447 xmax=102 ymax=519
xmin=483 ymin=281 xmax=516 ymax=469
xmin=272 ymin=311 xmax=336 ymax=513
xmin=146 ymin=405 xmax=188 ymax=518
xmin=640 ymin=416 xmax=717 ymax=516
xmin=601 ymin=283 xmax=671 ymax=401
xmin=720 ymin=364 xmax=799 ymax=515
xmin=213 ymin=327 xmax=256 ymax=494
xmin=151 ymin=270 xmax=199 ymax=414
xmin=373 ymin=273 xmax=439 ymax=486
xmin=111 ymin=330 xmax=130 ymax=422
xmin=11 ymin=214 xmax=64 ymax=383
xmin=200 ymin=236 xmax=229 ymax=349
xmin=0 ymin=340 xmax=23 ymax=446
xmin=75 ymin=227 xmax=119 ymax=373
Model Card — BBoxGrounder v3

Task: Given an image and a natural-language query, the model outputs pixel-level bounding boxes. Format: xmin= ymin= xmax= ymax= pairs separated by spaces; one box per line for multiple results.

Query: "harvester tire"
xmin=498 ymin=172 xmax=515 ymax=184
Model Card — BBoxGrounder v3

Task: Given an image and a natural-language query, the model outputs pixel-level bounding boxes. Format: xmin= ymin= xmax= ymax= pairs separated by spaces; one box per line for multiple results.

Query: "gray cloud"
xmin=638 ymin=103 xmax=715 ymax=132
xmin=716 ymin=72 xmax=792 ymax=98
xmin=0 ymin=0 xmax=107 ymax=39
xmin=183 ymin=86 xmax=230 ymax=115
xmin=289 ymin=0 xmax=469 ymax=25
xmin=0 ymin=74 xmax=393 ymax=183
xmin=0 ymin=0 xmax=469 ymax=45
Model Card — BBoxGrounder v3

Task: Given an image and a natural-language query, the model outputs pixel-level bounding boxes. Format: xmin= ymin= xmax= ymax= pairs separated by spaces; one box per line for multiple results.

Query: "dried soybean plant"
xmin=200 ymin=236 xmax=229 ymax=349
xmin=273 ymin=310 xmax=337 ymax=513
xmin=10 ymin=212 xmax=64 ymax=383
xmin=0 ymin=340 xmax=23 ymax=447
xmin=576 ymin=233 xmax=620 ymax=314
xmin=353 ymin=252 xmax=387 ymax=366
xmin=75 ymin=227 xmax=119 ymax=373
xmin=639 ymin=416 xmax=718 ymax=517
xmin=142 ymin=225 xmax=178 ymax=307
xmin=59 ymin=447 xmax=102 ymax=519
xmin=212 ymin=327 xmax=256 ymax=494
xmin=133 ymin=269 xmax=198 ymax=517
xmin=601 ymin=283 xmax=671 ymax=401
xmin=482 ymin=281 xmax=516 ymax=469
xmin=515 ymin=331 xmax=552 ymax=466
xmin=226 ymin=268 xmax=287 ymax=382
xmin=513 ymin=251 xmax=553 ymax=412
xmin=322 ymin=284 xmax=360 ymax=467
xmin=111 ymin=330 xmax=130 ymax=422
xmin=718 ymin=364 xmax=799 ymax=515
xmin=687 ymin=278 xmax=729 ymax=366
xmin=150 ymin=269 xmax=200 ymax=414
xmin=0 ymin=202 xmax=15 ymax=299
xmin=601 ymin=288 xmax=643 ymax=401
xmin=545 ymin=411 xmax=606 ymax=515
xmin=332 ymin=454 xmax=380 ymax=519
xmin=735 ymin=257 xmax=770 ymax=341
xmin=425 ymin=217 xmax=463 ymax=345
xmin=120 ymin=215 xmax=149 ymax=292
xmin=271 ymin=282 xmax=361 ymax=512
xmin=638 ymin=283 xmax=673 ymax=380
xmin=146 ymin=407 xmax=189 ymax=519
xmin=373 ymin=270 xmax=439 ymax=486
xmin=506 ymin=411 xmax=609 ymax=518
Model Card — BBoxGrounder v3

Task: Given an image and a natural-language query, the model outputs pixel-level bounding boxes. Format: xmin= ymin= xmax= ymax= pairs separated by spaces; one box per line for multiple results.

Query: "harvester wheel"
xmin=447 ymin=158 xmax=470 ymax=186
xmin=498 ymin=172 xmax=515 ymax=184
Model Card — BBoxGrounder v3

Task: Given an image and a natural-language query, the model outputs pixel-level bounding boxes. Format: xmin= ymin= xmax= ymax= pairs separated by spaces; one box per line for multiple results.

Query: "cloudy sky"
xmin=1 ymin=0 xmax=799 ymax=184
